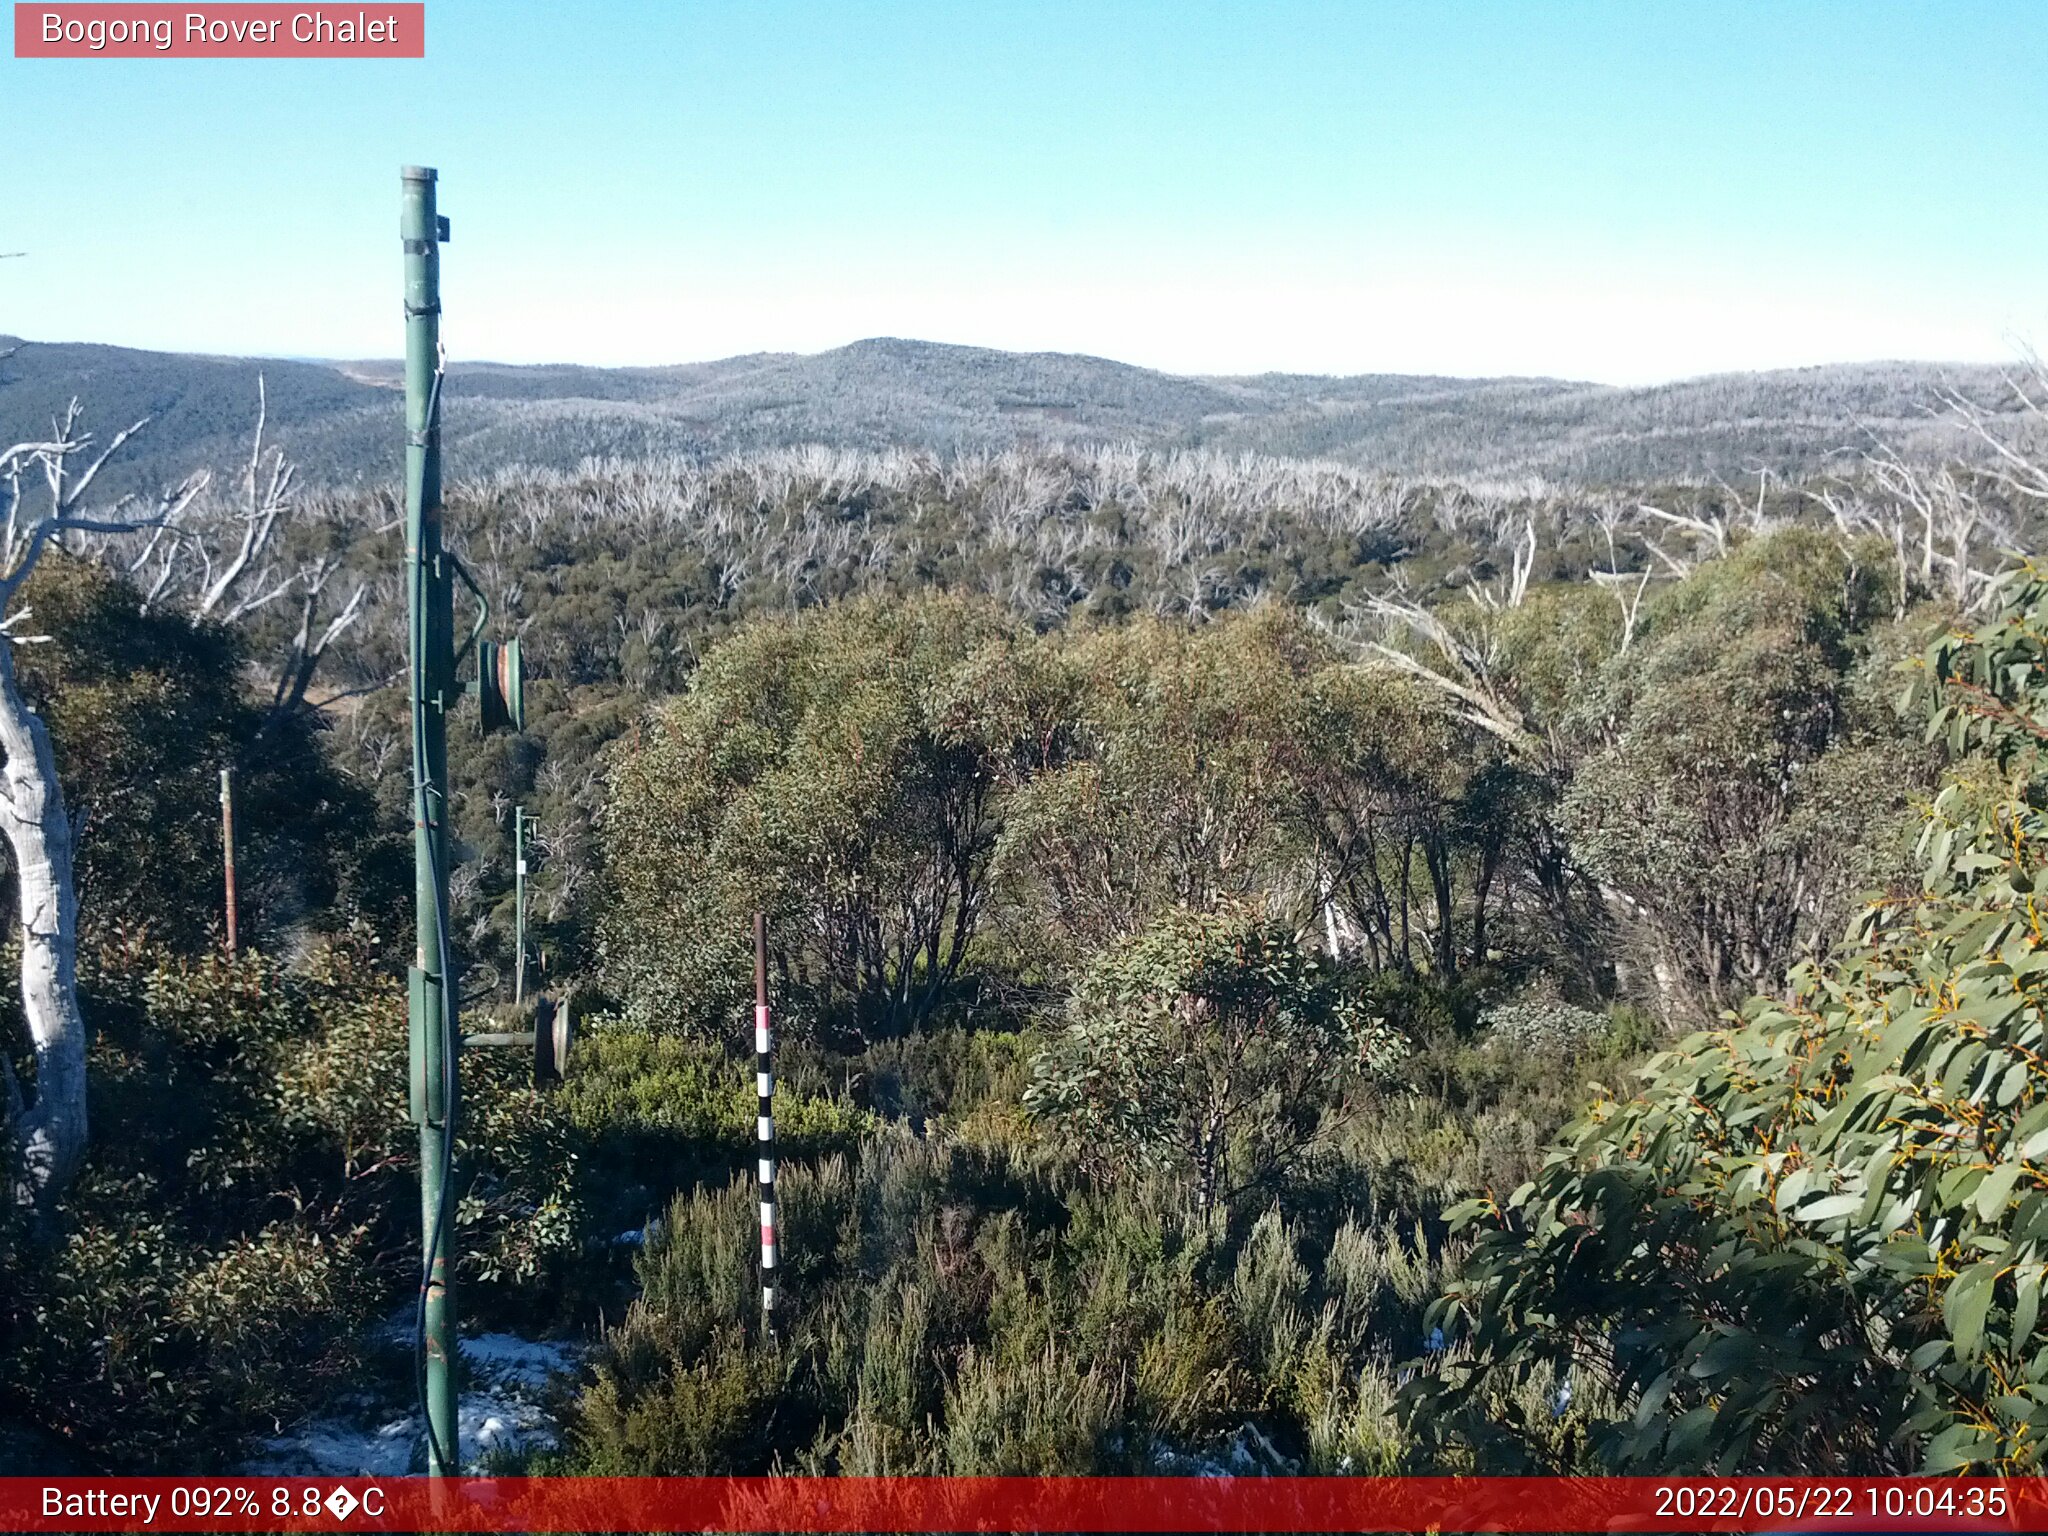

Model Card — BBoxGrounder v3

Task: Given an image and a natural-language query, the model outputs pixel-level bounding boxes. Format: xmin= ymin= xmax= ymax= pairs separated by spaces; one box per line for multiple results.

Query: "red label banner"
xmin=13 ymin=4 xmax=424 ymax=57
xmin=0 ymin=1477 xmax=2044 ymax=1533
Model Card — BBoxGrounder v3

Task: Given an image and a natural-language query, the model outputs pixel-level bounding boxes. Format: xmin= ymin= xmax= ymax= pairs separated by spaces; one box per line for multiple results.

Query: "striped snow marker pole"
xmin=754 ymin=911 xmax=779 ymax=1336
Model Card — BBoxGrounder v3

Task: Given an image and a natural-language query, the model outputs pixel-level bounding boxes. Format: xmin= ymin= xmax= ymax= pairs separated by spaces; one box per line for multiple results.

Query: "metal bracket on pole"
xmin=463 ymin=989 xmax=572 ymax=1085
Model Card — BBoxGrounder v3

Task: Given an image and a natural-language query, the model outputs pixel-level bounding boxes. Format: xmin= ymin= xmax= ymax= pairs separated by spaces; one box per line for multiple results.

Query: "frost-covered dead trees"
xmin=70 ymin=377 xmax=373 ymax=727
xmin=1804 ymin=369 xmax=2045 ymax=619
xmin=455 ymin=443 xmax=1424 ymax=639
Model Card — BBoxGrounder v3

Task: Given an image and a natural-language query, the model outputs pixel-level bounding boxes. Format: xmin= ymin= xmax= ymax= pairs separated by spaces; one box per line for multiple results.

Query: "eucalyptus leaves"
xmin=1404 ymin=566 xmax=2048 ymax=1473
xmin=1024 ymin=906 xmax=1392 ymax=1218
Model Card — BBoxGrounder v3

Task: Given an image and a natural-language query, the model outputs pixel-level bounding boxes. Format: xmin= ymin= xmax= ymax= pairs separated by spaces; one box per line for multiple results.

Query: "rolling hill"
xmin=0 ymin=333 xmax=2018 ymax=496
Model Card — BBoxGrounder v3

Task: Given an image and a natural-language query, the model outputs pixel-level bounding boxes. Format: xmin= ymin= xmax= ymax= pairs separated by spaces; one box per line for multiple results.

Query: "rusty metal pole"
xmin=219 ymin=766 xmax=237 ymax=957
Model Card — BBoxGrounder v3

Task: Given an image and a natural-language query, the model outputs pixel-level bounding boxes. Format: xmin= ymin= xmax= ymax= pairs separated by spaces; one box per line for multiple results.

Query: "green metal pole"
xmin=514 ymin=808 xmax=527 ymax=1006
xmin=402 ymin=164 xmax=459 ymax=1479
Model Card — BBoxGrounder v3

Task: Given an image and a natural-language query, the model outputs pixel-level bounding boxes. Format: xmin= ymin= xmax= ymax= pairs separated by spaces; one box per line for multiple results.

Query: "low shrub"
xmin=555 ymin=1020 xmax=875 ymax=1237
xmin=552 ymin=1129 xmax=1470 ymax=1476
xmin=1479 ymin=1000 xmax=1610 ymax=1055
xmin=1 ymin=937 xmax=582 ymax=1467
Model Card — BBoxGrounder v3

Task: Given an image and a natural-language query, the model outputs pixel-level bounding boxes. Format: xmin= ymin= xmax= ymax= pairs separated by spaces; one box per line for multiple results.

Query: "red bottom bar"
xmin=4 ymin=1476 xmax=2045 ymax=1533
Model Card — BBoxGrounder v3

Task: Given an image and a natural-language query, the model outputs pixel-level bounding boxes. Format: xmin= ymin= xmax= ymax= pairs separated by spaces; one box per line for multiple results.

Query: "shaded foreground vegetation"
xmin=2 ymin=396 xmax=2045 ymax=1474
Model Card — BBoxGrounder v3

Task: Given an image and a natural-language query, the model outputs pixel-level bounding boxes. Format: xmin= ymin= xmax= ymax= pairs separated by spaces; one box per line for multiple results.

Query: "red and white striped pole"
xmin=220 ymin=766 xmax=238 ymax=957
xmin=754 ymin=912 xmax=779 ymax=1335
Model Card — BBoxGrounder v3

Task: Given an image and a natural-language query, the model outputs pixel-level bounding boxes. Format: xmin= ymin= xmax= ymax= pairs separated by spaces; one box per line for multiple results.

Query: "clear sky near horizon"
xmin=2 ymin=0 xmax=2042 ymax=384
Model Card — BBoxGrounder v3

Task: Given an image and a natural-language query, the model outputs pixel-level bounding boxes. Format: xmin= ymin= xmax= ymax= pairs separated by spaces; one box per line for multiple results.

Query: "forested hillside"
xmin=2 ymin=364 xmax=2045 ymax=1476
xmin=0 ymin=333 xmax=2022 ymax=495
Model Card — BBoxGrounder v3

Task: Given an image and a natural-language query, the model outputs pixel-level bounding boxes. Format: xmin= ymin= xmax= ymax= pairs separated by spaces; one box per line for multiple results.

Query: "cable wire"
xmin=410 ymin=348 xmax=460 ymax=1480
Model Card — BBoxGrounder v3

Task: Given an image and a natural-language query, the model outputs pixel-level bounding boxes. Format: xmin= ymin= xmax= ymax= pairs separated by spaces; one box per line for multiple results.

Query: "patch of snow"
xmin=462 ymin=1332 xmax=581 ymax=1391
xmin=1148 ymin=1442 xmax=1236 ymax=1477
xmin=1147 ymin=1421 xmax=1300 ymax=1478
xmin=244 ymin=1391 xmax=556 ymax=1477
xmin=244 ymin=1327 xmax=583 ymax=1477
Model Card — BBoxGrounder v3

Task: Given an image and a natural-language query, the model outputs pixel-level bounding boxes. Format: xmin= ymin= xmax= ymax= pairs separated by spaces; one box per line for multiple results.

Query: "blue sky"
xmin=3 ymin=0 xmax=2042 ymax=383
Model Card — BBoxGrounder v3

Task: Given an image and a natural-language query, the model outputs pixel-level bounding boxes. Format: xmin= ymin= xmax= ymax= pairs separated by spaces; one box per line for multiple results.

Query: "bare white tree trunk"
xmin=0 ymin=389 xmax=338 ymax=1207
xmin=0 ymin=636 xmax=86 ymax=1208
xmin=0 ymin=408 xmax=191 ymax=1209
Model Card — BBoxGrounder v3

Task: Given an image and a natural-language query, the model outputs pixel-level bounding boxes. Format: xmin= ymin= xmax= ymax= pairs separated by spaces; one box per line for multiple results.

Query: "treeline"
xmin=586 ymin=528 xmax=1928 ymax=1044
xmin=279 ymin=436 xmax=2031 ymax=1012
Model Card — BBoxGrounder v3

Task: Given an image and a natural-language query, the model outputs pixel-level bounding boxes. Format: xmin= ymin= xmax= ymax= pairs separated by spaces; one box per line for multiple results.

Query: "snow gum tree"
xmin=0 ymin=411 xmax=198 ymax=1209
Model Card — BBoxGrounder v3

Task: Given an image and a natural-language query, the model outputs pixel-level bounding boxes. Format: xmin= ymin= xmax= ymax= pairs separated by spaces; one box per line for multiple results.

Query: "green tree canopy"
xmin=1024 ymin=904 xmax=1387 ymax=1217
xmin=9 ymin=553 xmax=377 ymax=952
xmin=600 ymin=593 xmax=1047 ymax=1046
xmin=1562 ymin=530 xmax=1926 ymax=1018
xmin=991 ymin=610 xmax=1340 ymax=960
xmin=1405 ymin=562 xmax=2048 ymax=1474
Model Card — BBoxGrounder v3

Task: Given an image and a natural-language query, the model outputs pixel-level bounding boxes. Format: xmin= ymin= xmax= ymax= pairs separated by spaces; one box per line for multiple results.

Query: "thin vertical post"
xmin=402 ymin=163 xmax=459 ymax=1479
xmin=513 ymin=808 xmax=527 ymax=1006
xmin=219 ymin=766 xmax=237 ymax=957
xmin=755 ymin=911 xmax=779 ymax=1335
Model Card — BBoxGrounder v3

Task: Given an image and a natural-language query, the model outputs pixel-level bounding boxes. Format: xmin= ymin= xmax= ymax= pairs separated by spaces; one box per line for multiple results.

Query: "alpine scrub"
xmin=1024 ymin=905 xmax=1394 ymax=1218
xmin=1407 ymin=565 xmax=2048 ymax=1474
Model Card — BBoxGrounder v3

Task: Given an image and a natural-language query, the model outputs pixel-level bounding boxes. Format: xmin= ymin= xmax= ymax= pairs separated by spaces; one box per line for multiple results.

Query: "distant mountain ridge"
xmin=0 ymin=333 xmax=2015 ymax=493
